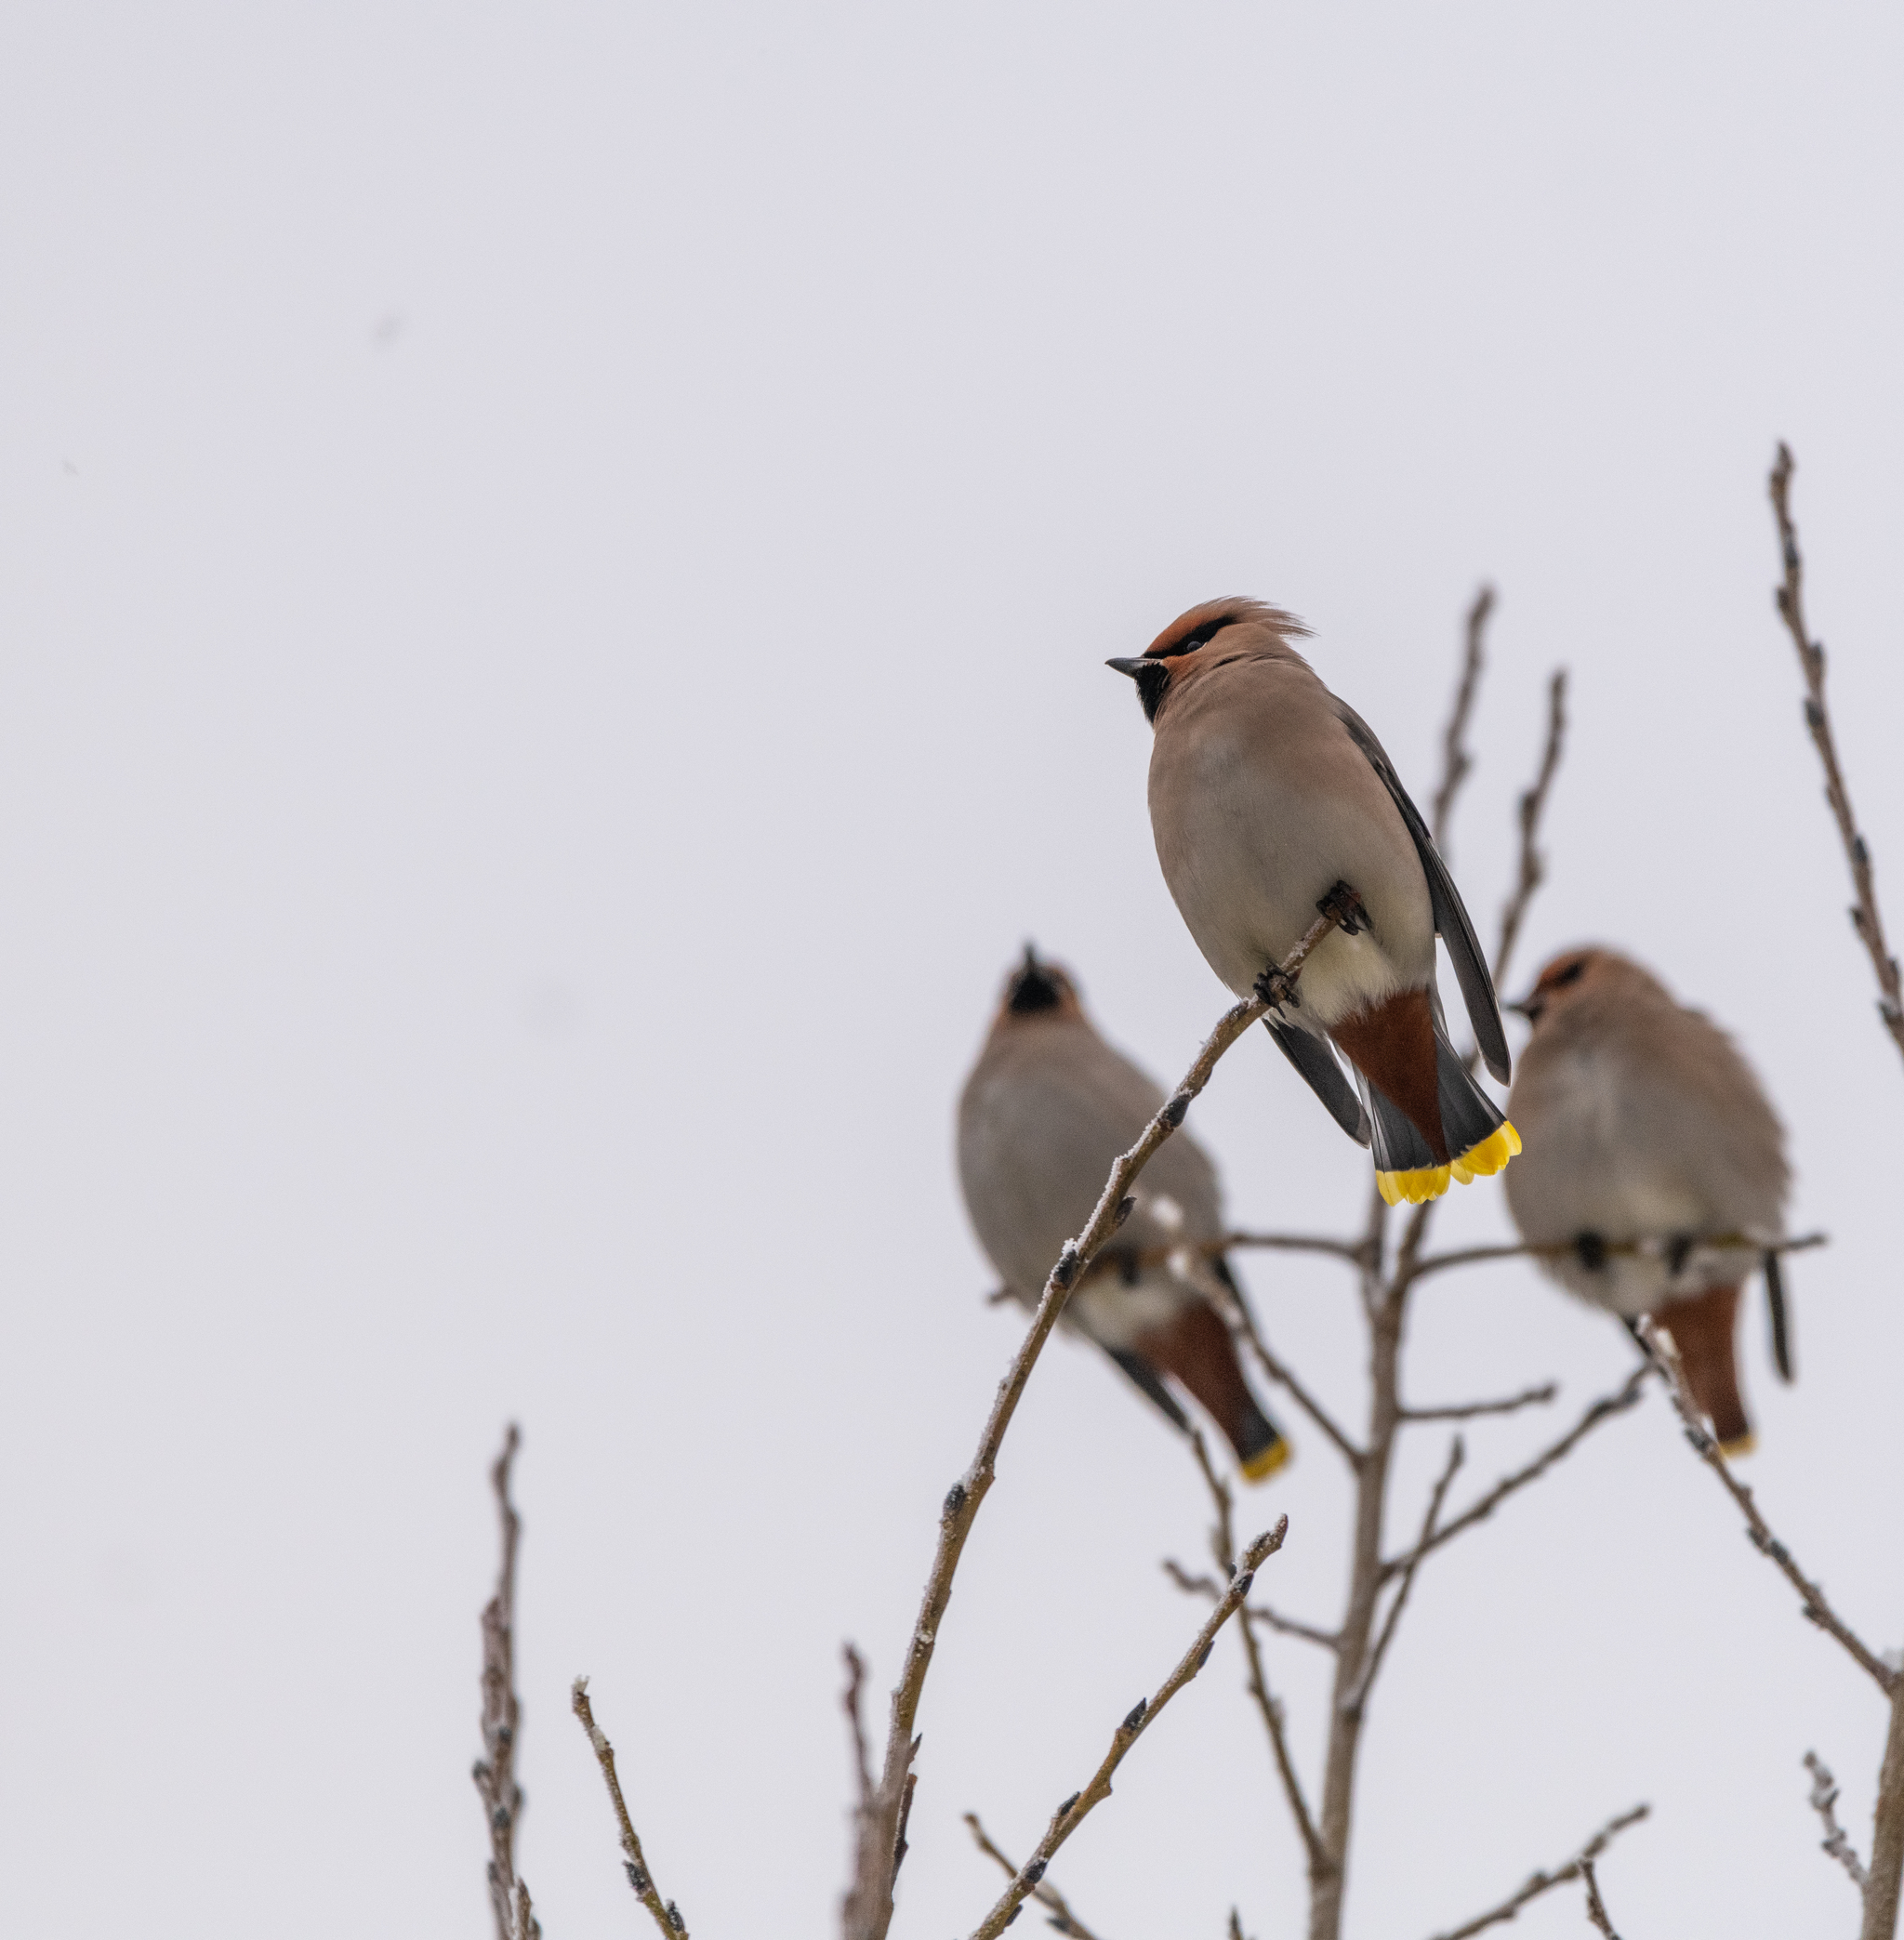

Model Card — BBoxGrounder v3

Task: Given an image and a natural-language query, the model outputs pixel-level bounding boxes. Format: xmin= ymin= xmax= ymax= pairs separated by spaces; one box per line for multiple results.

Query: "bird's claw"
xmin=1255 ymin=963 xmax=1302 ymax=1011
xmin=1576 ymin=1232 xmax=1608 ymax=1272
xmin=1316 ymin=881 xmax=1368 ymax=936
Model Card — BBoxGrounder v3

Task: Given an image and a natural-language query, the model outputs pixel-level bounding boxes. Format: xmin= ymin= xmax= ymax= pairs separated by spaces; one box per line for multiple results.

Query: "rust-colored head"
xmin=1509 ymin=946 xmax=1660 ymax=1027
xmin=1106 ymin=597 xmax=1310 ymax=724
xmin=994 ymin=944 xmax=1085 ymax=1026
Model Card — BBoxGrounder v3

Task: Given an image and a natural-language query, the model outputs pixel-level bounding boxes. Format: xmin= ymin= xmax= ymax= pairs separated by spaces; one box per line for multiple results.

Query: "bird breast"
xmin=1146 ymin=658 xmax=1435 ymax=1023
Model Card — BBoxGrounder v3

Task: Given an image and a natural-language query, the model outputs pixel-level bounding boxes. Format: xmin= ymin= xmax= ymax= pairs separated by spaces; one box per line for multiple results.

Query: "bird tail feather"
xmin=1360 ymin=1022 xmax=1519 ymax=1207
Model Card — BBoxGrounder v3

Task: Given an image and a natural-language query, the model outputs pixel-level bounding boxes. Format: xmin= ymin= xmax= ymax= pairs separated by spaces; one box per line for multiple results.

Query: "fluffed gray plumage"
xmin=957 ymin=948 xmax=1289 ymax=1480
xmin=1504 ymin=946 xmax=1791 ymax=1452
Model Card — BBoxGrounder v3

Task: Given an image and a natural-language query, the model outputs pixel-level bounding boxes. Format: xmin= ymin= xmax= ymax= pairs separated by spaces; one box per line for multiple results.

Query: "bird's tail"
xmin=1338 ymin=996 xmax=1519 ymax=1206
xmin=1130 ymin=1299 xmax=1289 ymax=1483
xmin=1661 ymin=1282 xmax=1752 ymax=1455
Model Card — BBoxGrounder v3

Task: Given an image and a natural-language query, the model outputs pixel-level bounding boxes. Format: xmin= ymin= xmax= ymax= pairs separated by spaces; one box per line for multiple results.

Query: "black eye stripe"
xmin=1155 ymin=615 xmax=1240 ymax=659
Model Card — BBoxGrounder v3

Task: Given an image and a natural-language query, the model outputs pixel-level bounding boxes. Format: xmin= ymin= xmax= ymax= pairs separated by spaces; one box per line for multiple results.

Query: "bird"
xmin=1107 ymin=597 xmax=1517 ymax=1207
xmin=1503 ymin=946 xmax=1792 ymax=1455
xmin=958 ymin=947 xmax=1290 ymax=1480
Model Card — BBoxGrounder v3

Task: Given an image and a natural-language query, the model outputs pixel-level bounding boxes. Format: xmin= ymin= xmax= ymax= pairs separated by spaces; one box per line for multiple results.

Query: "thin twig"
xmin=963 ymin=1813 xmax=1107 ymax=1940
xmin=1220 ymin=1273 xmax=1364 ymax=1466
xmin=1433 ymin=585 xmax=1493 ymax=851
xmin=474 ymin=1426 xmax=540 ymax=1940
xmin=1162 ymin=1560 xmax=1341 ymax=1653
xmin=1406 ymin=1229 xmax=1827 ymax=1289
xmin=1380 ymin=1366 xmax=1650 ymax=1583
xmin=1184 ymin=1434 xmax=1328 ymax=1871
xmin=1493 ymin=668 xmax=1567 ymax=997
xmin=1343 ymin=1437 xmax=1463 ymax=1719
xmin=1212 ymin=1231 xmax=1373 ymax=1267
xmin=1425 ymin=1804 xmax=1649 ymax=1940
xmin=571 ymin=1679 xmax=689 ymax=1938
xmin=967 ymin=1518 xmax=1289 ymax=1940
xmin=849 ymin=909 xmax=1352 ymax=1940
xmin=1806 ymin=1750 xmax=1871 ymax=1892
xmin=1770 ymin=442 xmax=1904 ymax=1064
xmin=1400 ymin=1383 xmax=1556 ymax=1423
xmin=1639 ymin=1317 xmax=1895 ymax=1695
xmin=1578 ymin=1856 xmax=1620 ymax=1938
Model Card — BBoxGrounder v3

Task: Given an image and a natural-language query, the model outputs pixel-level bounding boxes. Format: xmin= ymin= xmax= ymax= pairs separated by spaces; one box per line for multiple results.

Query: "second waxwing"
xmin=958 ymin=948 xmax=1289 ymax=1480
xmin=1107 ymin=598 xmax=1518 ymax=1207
xmin=1504 ymin=947 xmax=1792 ymax=1454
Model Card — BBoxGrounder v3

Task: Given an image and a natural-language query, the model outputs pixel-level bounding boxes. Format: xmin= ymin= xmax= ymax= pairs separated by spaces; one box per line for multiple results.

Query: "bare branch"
xmin=1425 ymin=1804 xmax=1649 ymax=1940
xmin=571 ymin=1679 xmax=689 ymax=1938
xmin=1578 ymin=1856 xmax=1620 ymax=1938
xmin=967 ymin=1518 xmax=1288 ymax=1940
xmin=1198 ymin=1230 xmax=1373 ymax=1269
xmin=1250 ymin=1604 xmax=1342 ymax=1652
xmin=474 ymin=1426 xmax=540 ymax=1940
xmin=850 ymin=910 xmax=1355 ymax=1940
xmin=1217 ymin=1272 xmax=1364 ymax=1466
xmin=1639 ymin=1317 xmax=1896 ymax=1696
xmin=1381 ymin=1366 xmax=1650 ymax=1583
xmin=1493 ymin=667 xmax=1567 ymax=996
xmin=1865 ymin=1683 xmax=1904 ymax=1940
xmin=1406 ymin=1229 xmax=1826 ymax=1290
xmin=1805 ymin=1751 xmax=1871 ymax=1892
xmin=1227 ymin=1912 xmax=1253 ymax=1940
xmin=1432 ymin=586 xmax=1493 ymax=851
xmin=842 ymin=1644 xmax=873 ymax=1811
xmin=1343 ymin=1437 xmax=1463 ymax=1719
xmin=1183 ymin=1434 xmax=1328 ymax=1870
xmin=1769 ymin=443 xmax=1904 ymax=1064
xmin=963 ymin=1813 xmax=1107 ymax=1940
xmin=1163 ymin=1558 xmax=1340 ymax=1653
xmin=1401 ymin=1383 xmax=1556 ymax=1423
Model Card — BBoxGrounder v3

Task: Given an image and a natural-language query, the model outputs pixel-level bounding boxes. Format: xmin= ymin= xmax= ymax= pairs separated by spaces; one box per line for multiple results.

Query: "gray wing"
xmin=1263 ymin=1016 xmax=1370 ymax=1144
xmin=1330 ymin=697 xmax=1512 ymax=1083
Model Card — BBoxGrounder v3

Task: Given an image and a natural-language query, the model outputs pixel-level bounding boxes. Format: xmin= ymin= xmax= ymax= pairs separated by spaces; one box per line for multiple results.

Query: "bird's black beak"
xmin=1505 ymin=992 xmax=1540 ymax=1021
xmin=1105 ymin=656 xmax=1147 ymax=679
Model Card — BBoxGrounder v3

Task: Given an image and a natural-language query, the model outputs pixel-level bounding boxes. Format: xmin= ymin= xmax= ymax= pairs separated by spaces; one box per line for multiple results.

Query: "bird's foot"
xmin=1316 ymin=880 xmax=1368 ymax=936
xmin=1665 ymin=1234 xmax=1695 ymax=1278
xmin=1576 ymin=1231 xmax=1608 ymax=1272
xmin=1254 ymin=962 xmax=1302 ymax=1011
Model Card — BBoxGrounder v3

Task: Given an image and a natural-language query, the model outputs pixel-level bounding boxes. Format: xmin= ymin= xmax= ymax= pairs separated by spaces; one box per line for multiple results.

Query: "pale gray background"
xmin=2 ymin=4 xmax=1901 ymax=1934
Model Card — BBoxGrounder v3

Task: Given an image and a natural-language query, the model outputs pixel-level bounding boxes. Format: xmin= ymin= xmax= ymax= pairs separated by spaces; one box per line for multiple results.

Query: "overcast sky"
xmin=4 ymin=4 xmax=1903 ymax=1935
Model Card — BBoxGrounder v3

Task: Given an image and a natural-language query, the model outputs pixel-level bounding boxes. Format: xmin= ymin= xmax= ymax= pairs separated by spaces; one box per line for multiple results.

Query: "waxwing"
xmin=1504 ymin=946 xmax=1792 ymax=1454
xmin=958 ymin=948 xmax=1289 ymax=1481
xmin=1108 ymin=598 xmax=1517 ymax=1207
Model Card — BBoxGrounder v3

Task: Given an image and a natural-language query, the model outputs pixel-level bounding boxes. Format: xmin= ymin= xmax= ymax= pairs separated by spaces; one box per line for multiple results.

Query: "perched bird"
xmin=1107 ymin=597 xmax=1517 ymax=1207
xmin=958 ymin=947 xmax=1289 ymax=1480
xmin=1504 ymin=946 xmax=1792 ymax=1454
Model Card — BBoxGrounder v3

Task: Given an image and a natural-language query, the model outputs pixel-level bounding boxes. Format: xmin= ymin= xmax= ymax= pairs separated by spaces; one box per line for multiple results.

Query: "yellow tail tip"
xmin=1377 ymin=1163 xmax=1450 ymax=1206
xmin=1380 ymin=1124 xmax=1520 ymax=1205
xmin=1241 ymin=1437 xmax=1292 ymax=1483
xmin=1719 ymin=1432 xmax=1757 ymax=1459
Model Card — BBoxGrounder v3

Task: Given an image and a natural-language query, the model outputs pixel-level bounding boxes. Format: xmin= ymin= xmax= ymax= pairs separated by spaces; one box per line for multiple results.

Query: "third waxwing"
xmin=1107 ymin=598 xmax=1518 ymax=1207
xmin=1504 ymin=947 xmax=1792 ymax=1454
xmin=958 ymin=948 xmax=1289 ymax=1480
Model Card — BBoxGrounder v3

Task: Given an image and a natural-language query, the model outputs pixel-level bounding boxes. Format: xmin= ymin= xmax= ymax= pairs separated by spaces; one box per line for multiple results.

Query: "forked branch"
xmin=1425 ymin=1804 xmax=1649 ymax=1940
xmin=967 ymin=1519 xmax=1288 ymax=1940
xmin=1380 ymin=1366 xmax=1650 ymax=1584
xmin=848 ymin=906 xmax=1353 ymax=1940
